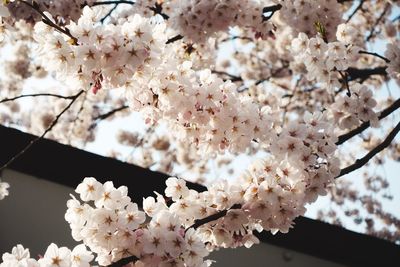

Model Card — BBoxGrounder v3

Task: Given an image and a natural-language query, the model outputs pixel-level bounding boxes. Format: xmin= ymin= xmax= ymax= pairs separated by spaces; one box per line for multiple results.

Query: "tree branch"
xmin=91 ymin=0 xmax=135 ymax=6
xmin=166 ymin=34 xmax=183 ymax=44
xmin=346 ymin=0 xmax=364 ymax=23
xmin=100 ymin=4 xmax=118 ymax=24
xmin=18 ymin=0 xmax=78 ymax=44
xmin=262 ymin=4 xmax=282 ymax=21
xmin=0 ymin=90 xmax=84 ymax=173
xmin=336 ymin=120 xmax=400 ymax=178
xmin=89 ymin=105 xmax=129 ymax=130
xmin=0 ymin=93 xmax=78 ymax=104
xmin=107 ymin=255 xmax=139 ymax=267
xmin=366 ymin=3 xmax=389 ymax=41
xmin=336 ymin=98 xmax=400 ymax=145
xmin=212 ymin=70 xmax=242 ymax=82
xmin=346 ymin=66 xmax=387 ymax=82
xmin=186 ymin=204 xmax=242 ymax=231
xmin=94 ymin=105 xmax=129 ymax=121
xmin=359 ymin=50 xmax=390 ymax=63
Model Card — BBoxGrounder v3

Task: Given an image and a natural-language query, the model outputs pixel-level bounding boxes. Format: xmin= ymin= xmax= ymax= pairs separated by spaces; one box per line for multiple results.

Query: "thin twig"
xmin=186 ymin=204 xmax=242 ymax=231
xmin=212 ymin=70 xmax=242 ymax=82
xmin=262 ymin=4 xmax=282 ymax=21
xmin=0 ymin=93 xmax=77 ymax=104
xmin=359 ymin=50 xmax=390 ymax=63
xmin=0 ymin=90 xmax=84 ymax=173
xmin=166 ymin=34 xmax=183 ymax=44
xmin=338 ymin=71 xmax=351 ymax=96
xmin=100 ymin=4 xmax=118 ymax=24
xmin=107 ymin=255 xmax=139 ymax=267
xmin=337 ymin=121 xmax=400 ymax=178
xmin=91 ymin=0 xmax=135 ymax=6
xmin=18 ymin=0 xmax=78 ymax=44
xmin=347 ymin=66 xmax=387 ymax=82
xmin=93 ymin=105 xmax=129 ymax=121
xmin=366 ymin=3 xmax=389 ymax=41
xmin=346 ymin=0 xmax=364 ymax=23
xmin=89 ymin=105 xmax=129 ymax=130
xmin=336 ymin=98 xmax=400 ymax=145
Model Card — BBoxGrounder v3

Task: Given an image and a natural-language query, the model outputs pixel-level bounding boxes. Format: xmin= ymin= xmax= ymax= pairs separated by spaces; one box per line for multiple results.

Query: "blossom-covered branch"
xmin=337 ymin=98 xmax=400 ymax=145
xmin=337 ymin=121 xmax=400 ymax=178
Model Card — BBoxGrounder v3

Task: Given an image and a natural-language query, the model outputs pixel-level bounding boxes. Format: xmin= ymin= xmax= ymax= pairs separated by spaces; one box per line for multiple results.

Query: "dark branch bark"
xmin=186 ymin=204 xmax=242 ymax=231
xmin=359 ymin=50 xmax=390 ymax=63
xmin=346 ymin=66 xmax=387 ymax=82
xmin=336 ymin=120 xmax=400 ymax=178
xmin=100 ymin=4 xmax=118 ymax=24
xmin=366 ymin=3 xmax=389 ymax=41
xmin=166 ymin=34 xmax=183 ymax=44
xmin=262 ymin=4 xmax=282 ymax=21
xmin=18 ymin=0 xmax=78 ymax=44
xmin=91 ymin=0 xmax=135 ymax=6
xmin=0 ymin=90 xmax=84 ymax=173
xmin=94 ymin=105 xmax=129 ymax=121
xmin=346 ymin=0 xmax=364 ymax=22
xmin=0 ymin=93 xmax=77 ymax=104
xmin=90 ymin=105 xmax=129 ymax=130
xmin=337 ymin=98 xmax=400 ymax=145
xmin=212 ymin=70 xmax=242 ymax=82
xmin=107 ymin=256 xmax=139 ymax=267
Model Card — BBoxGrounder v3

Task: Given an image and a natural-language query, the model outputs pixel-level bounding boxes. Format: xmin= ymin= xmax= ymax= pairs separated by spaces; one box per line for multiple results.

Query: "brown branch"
xmin=149 ymin=3 xmax=169 ymax=20
xmin=89 ymin=105 xmax=129 ymax=130
xmin=18 ymin=0 xmax=78 ymax=44
xmin=212 ymin=70 xmax=242 ymax=82
xmin=0 ymin=93 xmax=78 ymax=104
xmin=338 ymin=70 xmax=351 ymax=96
xmin=262 ymin=4 xmax=282 ymax=21
xmin=220 ymin=35 xmax=254 ymax=43
xmin=336 ymin=98 xmax=400 ymax=145
xmin=94 ymin=105 xmax=129 ymax=121
xmin=0 ymin=90 xmax=84 ymax=173
xmin=336 ymin=120 xmax=400 ymax=178
xmin=186 ymin=204 xmax=242 ymax=231
xmin=166 ymin=34 xmax=183 ymax=44
xmin=100 ymin=4 xmax=118 ymax=24
xmin=107 ymin=255 xmax=139 ymax=267
xmin=366 ymin=3 xmax=390 ymax=41
xmin=91 ymin=0 xmax=135 ymax=6
xmin=359 ymin=50 xmax=390 ymax=63
xmin=346 ymin=66 xmax=387 ymax=82
xmin=346 ymin=0 xmax=365 ymax=22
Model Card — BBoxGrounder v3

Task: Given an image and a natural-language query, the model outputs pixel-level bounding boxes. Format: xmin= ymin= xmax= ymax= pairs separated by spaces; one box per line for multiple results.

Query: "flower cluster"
xmin=34 ymin=6 xmax=165 ymax=94
xmin=6 ymin=0 xmax=94 ymax=24
xmin=0 ymin=178 xmax=9 ymax=200
xmin=330 ymin=83 xmax=379 ymax=130
xmin=290 ymin=30 xmax=360 ymax=90
xmin=66 ymin=177 xmax=210 ymax=266
xmin=276 ymin=0 xmax=343 ymax=41
xmin=126 ymin=61 xmax=275 ymax=154
xmin=166 ymin=0 xmax=273 ymax=42
xmin=0 ymin=243 xmax=93 ymax=267
xmin=163 ymin=112 xmax=339 ymax=247
xmin=385 ymin=42 xmax=400 ymax=85
xmin=31 ymin=7 xmax=275 ymax=155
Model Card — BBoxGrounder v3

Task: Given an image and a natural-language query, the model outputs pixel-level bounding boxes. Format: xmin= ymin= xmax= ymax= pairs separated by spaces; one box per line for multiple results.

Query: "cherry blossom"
xmin=0 ymin=178 xmax=9 ymax=200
